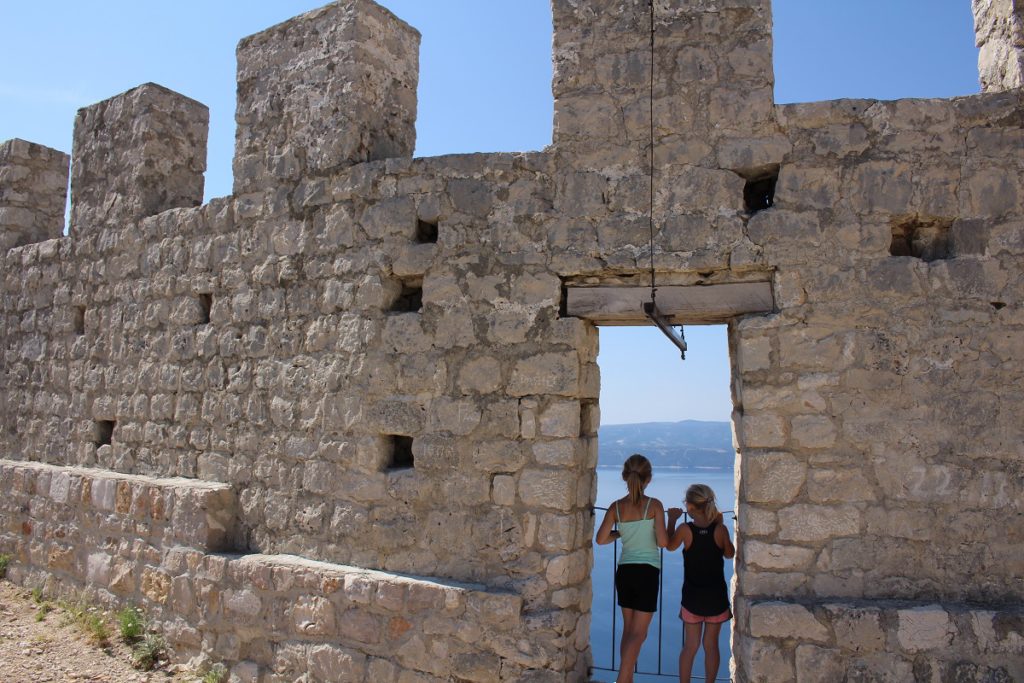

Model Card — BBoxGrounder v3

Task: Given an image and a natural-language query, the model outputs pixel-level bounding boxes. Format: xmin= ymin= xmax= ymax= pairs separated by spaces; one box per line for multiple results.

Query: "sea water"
xmin=590 ymin=467 xmax=736 ymax=682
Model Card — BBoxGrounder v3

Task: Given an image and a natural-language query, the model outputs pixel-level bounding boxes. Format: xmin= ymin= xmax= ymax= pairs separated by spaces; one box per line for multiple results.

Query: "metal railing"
xmin=590 ymin=505 xmax=734 ymax=682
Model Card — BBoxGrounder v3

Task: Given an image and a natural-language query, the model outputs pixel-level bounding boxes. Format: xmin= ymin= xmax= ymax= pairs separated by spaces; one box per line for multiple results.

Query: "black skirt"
xmin=615 ymin=563 xmax=660 ymax=613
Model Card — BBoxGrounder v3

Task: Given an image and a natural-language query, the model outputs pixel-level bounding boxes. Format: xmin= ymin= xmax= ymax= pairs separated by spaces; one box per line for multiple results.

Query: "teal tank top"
xmin=616 ymin=498 xmax=661 ymax=569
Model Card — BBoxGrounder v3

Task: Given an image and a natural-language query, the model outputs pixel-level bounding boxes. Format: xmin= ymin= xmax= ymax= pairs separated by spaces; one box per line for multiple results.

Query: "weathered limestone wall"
xmin=731 ymin=90 xmax=1024 ymax=680
xmin=0 ymin=139 xmax=68 ymax=252
xmin=974 ymin=0 xmax=1024 ymax=91
xmin=1 ymin=1 xmax=1023 ymax=681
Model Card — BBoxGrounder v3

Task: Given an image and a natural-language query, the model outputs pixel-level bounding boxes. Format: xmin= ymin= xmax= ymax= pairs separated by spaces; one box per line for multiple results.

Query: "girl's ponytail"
xmin=685 ymin=484 xmax=719 ymax=522
xmin=621 ymin=454 xmax=652 ymax=505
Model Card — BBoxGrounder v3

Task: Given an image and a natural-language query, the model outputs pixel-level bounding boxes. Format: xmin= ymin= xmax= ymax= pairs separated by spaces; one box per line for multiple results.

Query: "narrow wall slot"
xmin=415 ymin=219 xmax=439 ymax=244
xmin=73 ymin=307 xmax=85 ymax=336
xmin=386 ymin=435 xmax=414 ymax=470
xmin=198 ymin=293 xmax=213 ymax=325
xmin=95 ymin=420 xmax=115 ymax=447
xmin=743 ymin=169 xmax=778 ymax=214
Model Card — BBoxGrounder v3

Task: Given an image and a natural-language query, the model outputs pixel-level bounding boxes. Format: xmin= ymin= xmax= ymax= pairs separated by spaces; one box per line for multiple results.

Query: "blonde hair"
xmin=685 ymin=484 xmax=720 ymax=522
xmin=621 ymin=454 xmax=652 ymax=505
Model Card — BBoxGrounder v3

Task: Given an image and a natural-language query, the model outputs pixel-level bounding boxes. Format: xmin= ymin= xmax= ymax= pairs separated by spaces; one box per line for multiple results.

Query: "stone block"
xmin=85 ymin=552 xmax=111 ymax=586
xmin=749 ymin=601 xmax=830 ymax=643
xmin=308 ymin=644 xmax=366 ymax=681
xmin=457 ymin=357 xmax=504 ymax=395
xmin=452 ymin=652 xmax=501 ymax=682
xmin=532 ymin=440 xmax=576 ymax=467
xmin=807 ymin=469 xmax=877 ymax=503
xmin=737 ymin=414 xmax=787 ymax=449
xmin=338 ymin=608 xmax=381 ymax=644
xmin=744 ymin=540 xmax=815 ymax=571
xmin=538 ymin=400 xmax=580 ymax=438
xmin=896 ymin=604 xmax=953 ymax=652
xmin=292 ymin=596 xmax=336 ymax=636
xmin=234 ymin=0 xmax=419 ymax=192
xmin=848 ymin=161 xmax=914 ymax=214
xmin=734 ymin=637 xmax=796 ymax=683
xmin=518 ymin=469 xmax=577 ymax=511
xmin=794 ymin=644 xmax=845 ymax=683
xmin=825 ymin=604 xmax=885 ymax=654
xmin=743 ymin=452 xmax=806 ymax=503
xmin=491 ymin=474 xmax=516 ymax=506
xmin=71 ymin=83 xmax=208 ymax=234
xmin=507 ymin=353 xmax=581 ymax=397
xmin=739 ymin=506 xmax=778 ymax=537
xmin=778 ymin=504 xmax=861 ymax=543
xmin=738 ymin=335 xmax=771 ymax=373
xmin=224 ymin=588 xmax=262 ymax=617
xmin=790 ymin=415 xmax=837 ymax=449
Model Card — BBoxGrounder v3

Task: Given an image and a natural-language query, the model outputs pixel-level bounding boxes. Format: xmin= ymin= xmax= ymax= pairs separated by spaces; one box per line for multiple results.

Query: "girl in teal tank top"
xmin=595 ymin=454 xmax=668 ymax=683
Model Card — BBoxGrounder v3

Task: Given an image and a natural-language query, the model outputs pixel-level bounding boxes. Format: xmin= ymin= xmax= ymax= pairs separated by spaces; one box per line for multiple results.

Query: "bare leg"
xmin=702 ymin=621 xmax=724 ymax=682
xmin=678 ymin=621 xmax=703 ymax=683
xmin=618 ymin=608 xmax=635 ymax=682
xmin=617 ymin=607 xmax=654 ymax=683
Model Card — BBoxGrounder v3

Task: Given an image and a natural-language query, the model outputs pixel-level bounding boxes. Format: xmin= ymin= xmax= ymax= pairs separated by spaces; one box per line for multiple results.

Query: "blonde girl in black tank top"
xmin=667 ymin=484 xmax=735 ymax=683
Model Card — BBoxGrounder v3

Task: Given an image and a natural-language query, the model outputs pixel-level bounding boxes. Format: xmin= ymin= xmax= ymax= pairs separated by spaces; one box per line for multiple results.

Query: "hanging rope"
xmin=647 ymin=0 xmax=657 ymax=304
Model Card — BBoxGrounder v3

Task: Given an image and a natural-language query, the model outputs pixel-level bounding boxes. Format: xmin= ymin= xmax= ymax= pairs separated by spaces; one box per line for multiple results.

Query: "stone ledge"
xmin=143 ymin=550 xmax=542 ymax=681
xmin=0 ymin=458 xmax=237 ymax=552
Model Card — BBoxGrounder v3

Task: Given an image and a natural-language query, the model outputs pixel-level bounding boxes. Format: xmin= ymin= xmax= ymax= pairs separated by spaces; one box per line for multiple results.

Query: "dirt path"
xmin=0 ymin=581 xmax=194 ymax=683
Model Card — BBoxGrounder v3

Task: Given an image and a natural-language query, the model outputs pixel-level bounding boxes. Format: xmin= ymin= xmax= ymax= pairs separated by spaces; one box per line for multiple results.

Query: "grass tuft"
xmin=201 ymin=663 xmax=228 ymax=683
xmin=117 ymin=605 xmax=145 ymax=643
xmin=34 ymin=602 xmax=53 ymax=622
xmin=0 ymin=553 xmax=9 ymax=579
xmin=131 ymin=633 xmax=166 ymax=671
xmin=58 ymin=597 xmax=110 ymax=646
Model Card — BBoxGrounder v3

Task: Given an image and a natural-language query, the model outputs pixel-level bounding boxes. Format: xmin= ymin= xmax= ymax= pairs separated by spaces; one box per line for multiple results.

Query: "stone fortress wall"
xmin=1 ymin=1 xmax=1022 ymax=681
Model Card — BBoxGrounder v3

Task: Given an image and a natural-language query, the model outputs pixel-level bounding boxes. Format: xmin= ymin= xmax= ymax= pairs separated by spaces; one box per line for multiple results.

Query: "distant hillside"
xmin=598 ymin=420 xmax=734 ymax=470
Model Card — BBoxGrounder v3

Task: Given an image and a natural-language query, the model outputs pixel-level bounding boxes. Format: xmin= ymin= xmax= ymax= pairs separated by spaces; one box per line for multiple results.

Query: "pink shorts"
xmin=680 ymin=607 xmax=732 ymax=624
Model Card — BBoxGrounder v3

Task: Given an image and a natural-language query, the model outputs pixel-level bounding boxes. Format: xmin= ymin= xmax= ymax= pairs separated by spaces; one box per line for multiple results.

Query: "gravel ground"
xmin=0 ymin=580 xmax=194 ymax=683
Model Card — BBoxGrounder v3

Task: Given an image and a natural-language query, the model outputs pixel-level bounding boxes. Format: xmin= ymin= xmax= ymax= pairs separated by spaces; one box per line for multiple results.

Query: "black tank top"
xmin=681 ymin=521 xmax=730 ymax=616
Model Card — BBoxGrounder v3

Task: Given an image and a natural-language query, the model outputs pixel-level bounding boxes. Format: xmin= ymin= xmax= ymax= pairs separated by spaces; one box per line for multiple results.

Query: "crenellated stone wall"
xmin=1 ymin=1 xmax=1023 ymax=681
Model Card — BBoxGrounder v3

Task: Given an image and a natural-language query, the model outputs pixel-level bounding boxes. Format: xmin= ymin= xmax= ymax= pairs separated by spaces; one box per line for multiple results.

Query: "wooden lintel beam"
xmin=565 ymin=282 xmax=774 ymax=325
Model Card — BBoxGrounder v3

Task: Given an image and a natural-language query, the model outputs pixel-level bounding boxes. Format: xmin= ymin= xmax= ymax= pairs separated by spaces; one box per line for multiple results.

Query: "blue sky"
xmin=1 ymin=0 xmax=981 ymax=424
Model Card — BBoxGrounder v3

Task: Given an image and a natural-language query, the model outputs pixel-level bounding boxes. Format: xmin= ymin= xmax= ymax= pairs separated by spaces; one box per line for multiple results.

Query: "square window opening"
xmin=743 ymin=172 xmax=778 ymax=214
xmin=386 ymin=435 xmax=414 ymax=470
xmin=890 ymin=216 xmax=952 ymax=261
xmin=416 ymin=219 xmax=439 ymax=244
xmin=389 ymin=280 xmax=423 ymax=313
